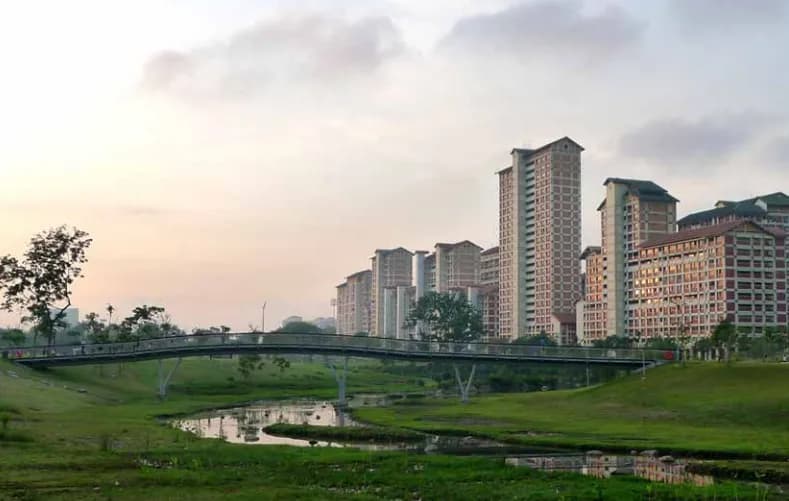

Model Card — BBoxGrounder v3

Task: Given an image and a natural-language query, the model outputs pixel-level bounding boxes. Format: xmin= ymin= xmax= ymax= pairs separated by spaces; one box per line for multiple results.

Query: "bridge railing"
xmin=5 ymin=332 xmax=668 ymax=362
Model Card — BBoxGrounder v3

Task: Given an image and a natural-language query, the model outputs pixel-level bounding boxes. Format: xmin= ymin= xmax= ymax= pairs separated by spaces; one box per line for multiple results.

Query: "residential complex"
xmin=498 ymin=137 xmax=583 ymax=341
xmin=335 ymin=270 xmax=372 ymax=335
xmin=627 ymin=220 xmax=786 ymax=339
xmin=332 ymin=138 xmax=787 ymax=345
xmin=370 ymin=248 xmax=413 ymax=337
xmin=581 ymin=179 xmax=678 ymax=343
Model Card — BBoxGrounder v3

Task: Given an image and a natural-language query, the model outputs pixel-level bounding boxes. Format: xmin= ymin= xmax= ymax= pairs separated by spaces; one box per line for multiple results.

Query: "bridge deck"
xmin=5 ymin=333 xmax=670 ymax=368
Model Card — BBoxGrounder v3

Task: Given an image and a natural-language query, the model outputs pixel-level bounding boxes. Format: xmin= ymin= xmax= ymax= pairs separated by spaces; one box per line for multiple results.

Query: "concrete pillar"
xmin=396 ymin=286 xmax=408 ymax=339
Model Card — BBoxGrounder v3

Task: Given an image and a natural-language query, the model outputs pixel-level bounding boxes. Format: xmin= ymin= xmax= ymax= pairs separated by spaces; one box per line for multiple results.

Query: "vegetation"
xmin=407 ymin=291 xmax=483 ymax=342
xmin=0 ymin=357 xmax=769 ymax=499
xmin=263 ymin=423 xmax=425 ymax=443
xmin=0 ymin=226 xmax=92 ymax=345
xmin=354 ymin=362 xmax=789 ymax=459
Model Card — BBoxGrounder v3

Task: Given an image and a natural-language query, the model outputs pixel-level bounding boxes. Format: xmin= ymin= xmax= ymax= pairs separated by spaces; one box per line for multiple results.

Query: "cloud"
xmin=670 ymin=0 xmax=787 ymax=31
xmin=140 ymin=13 xmax=405 ymax=96
xmin=619 ymin=113 xmax=778 ymax=168
xmin=762 ymin=136 xmax=789 ymax=165
xmin=439 ymin=0 xmax=644 ymax=62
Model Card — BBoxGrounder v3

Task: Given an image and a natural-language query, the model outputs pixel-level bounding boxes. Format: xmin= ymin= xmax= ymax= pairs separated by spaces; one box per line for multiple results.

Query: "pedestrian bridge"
xmin=7 ymin=332 xmax=669 ymax=368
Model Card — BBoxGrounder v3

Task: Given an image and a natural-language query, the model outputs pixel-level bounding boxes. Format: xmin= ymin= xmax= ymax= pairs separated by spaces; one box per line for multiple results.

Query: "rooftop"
xmin=481 ymin=246 xmax=499 ymax=256
xmin=640 ymin=220 xmax=783 ymax=249
xmin=579 ymin=246 xmax=602 ymax=260
xmin=435 ymin=240 xmax=483 ymax=251
xmin=603 ymin=178 xmax=679 ymax=204
xmin=678 ymin=202 xmax=767 ymax=227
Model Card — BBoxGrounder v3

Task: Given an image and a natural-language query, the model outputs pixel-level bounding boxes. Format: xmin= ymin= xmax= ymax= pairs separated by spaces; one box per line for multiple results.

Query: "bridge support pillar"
xmin=453 ymin=364 xmax=476 ymax=404
xmin=329 ymin=356 xmax=349 ymax=407
xmin=157 ymin=358 xmax=182 ymax=399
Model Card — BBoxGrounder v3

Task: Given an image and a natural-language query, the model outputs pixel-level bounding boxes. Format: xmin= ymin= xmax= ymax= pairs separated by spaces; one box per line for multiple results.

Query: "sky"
xmin=1 ymin=0 xmax=788 ymax=331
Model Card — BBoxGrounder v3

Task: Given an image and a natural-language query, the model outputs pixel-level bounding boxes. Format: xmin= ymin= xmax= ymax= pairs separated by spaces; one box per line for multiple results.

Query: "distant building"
xmin=498 ymin=137 xmax=583 ymax=341
xmin=479 ymin=246 xmax=500 ymax=338
xmin=336 ymin=270 xmax=372 ymax=335
xmin=627 ymin=219 xmax=787 ymax=339
xmin=370 ymin=248 xmax=413 ymax=337
xmin=581 ymin=178 xmax=678 ymax=343
xmin=433 ymin=241 xmax=482 ymax=292
xmin=50 ymin=308 xmax=79 ymax=329
xmin=679 ymin=192 xmax=789 ymax=233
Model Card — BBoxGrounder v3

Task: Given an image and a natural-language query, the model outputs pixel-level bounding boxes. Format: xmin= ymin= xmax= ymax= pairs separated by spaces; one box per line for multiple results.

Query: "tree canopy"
xmin=406 ymin=292 xmax=483 ymax=342
xmin=0 ymin=226 xmax=92 ymax=345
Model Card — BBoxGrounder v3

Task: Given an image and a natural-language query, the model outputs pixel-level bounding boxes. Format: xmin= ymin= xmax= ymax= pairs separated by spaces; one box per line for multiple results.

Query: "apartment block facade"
xmin=478 ymin=246 xmax=500 ymax=338
xmin=335 ymin=270 xmax=372 ymax=335
xmin=679 ymin=192 xmax=789 ymax=233
xmin=581 ymin=178 xmax=678 ymax=343
xmin=370 ymin=247 xmax=413 ymax=337
xmin=627 ymin=220 xmax=787 ymax=339
xmin=498 ymin=137 xmax=583 ymax=340
xmin=434 ymin=241 xmax=482 ymax=292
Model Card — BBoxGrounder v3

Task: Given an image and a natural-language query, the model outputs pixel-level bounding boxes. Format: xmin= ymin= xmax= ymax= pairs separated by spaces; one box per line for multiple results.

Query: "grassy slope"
xmin=0 ymin=358 xmax=773 ymax=500
xmin=353 ymin=362 xmax=789 ymax=458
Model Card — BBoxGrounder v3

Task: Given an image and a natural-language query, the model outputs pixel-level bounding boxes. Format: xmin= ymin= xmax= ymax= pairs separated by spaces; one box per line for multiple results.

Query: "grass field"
xmin=0 ymin=357 xmax=780 ymax=499
xmin=353 ymin=362 xmax=789 ymax=459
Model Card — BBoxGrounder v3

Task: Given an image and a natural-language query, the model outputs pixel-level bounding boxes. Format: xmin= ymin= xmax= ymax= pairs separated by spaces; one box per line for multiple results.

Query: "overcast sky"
xmin=1 ymin=0 xmax=788 ymax=330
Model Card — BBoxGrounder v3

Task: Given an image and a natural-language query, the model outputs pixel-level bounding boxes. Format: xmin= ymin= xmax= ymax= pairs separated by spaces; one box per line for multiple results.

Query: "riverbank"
xmin=352 ymin=362 xmax=789 ymax=459
xmin=0 ymin=358 xmax=776 ymax=499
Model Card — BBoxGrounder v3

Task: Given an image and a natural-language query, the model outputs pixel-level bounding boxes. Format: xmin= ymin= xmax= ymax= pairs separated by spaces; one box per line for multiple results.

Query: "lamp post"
xmin=261 ymin=302 xmax=267 ymax=333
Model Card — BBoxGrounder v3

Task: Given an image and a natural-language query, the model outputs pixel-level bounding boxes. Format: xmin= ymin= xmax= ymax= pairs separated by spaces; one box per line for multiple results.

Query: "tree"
xmin=0 ymin=328 xmax=26 ymax=347
xmin=83 ymin=312 xmax=109 ymax=344
xmin=712 ymin=319 xmax=738 ymax=364
xmin=406 ymin=292 xmax=483 ymax=343
xmin=407 ymin=292 xmax=483 ymax=403
xmin=513 ymin=333 xmax=557 ymax=347
xmin=276 ymin=321 xmax=323 ymax=334
xmin=0 ymin=226 xmax=92 ymax=346
xmin=591 ymin=336 xmax=633 ymax=349
xmin=237 ymin=354 xmax=290 ymax=379
xmin=117 ymin=305 xmax=182 ymax=341
xmin=106 ymin=304 xmax=115 ymax=326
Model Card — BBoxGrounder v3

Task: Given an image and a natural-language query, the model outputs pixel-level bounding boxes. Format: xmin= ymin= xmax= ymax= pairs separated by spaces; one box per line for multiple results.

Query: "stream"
xmin=173 ymin=394 xmax=736 ymax=487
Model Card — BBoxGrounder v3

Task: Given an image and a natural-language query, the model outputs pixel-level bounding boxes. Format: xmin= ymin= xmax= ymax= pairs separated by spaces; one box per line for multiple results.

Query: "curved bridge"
xmin=7 ymin=332 xmax=669 ymax=368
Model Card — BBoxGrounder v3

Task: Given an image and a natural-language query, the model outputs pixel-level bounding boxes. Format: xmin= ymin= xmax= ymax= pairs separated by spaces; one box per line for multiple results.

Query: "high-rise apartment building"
xmin=497 ymin=137 xmax=583 ymax=340
xmin=478 ymin=246 xmax=500 ymax=338
xmin=335 ymin=270 xmax=372 ymax=335
xmin=678 ymin=192 xmax=789 ymax=233
xmin=588 ymin=178 xmax=678 ymax=341
xmin=434 ymin=241 xmax=482 ymax=292
xmin=627 ymin=220 xmax=787 ymax=338
xmin=370 ymin=247 xmax=413 ymax=337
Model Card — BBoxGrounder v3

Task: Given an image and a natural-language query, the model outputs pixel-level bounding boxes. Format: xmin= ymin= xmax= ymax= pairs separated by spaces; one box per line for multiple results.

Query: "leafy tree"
xmin=406 ymin=292 xmax=483 ymax=343
xmin=276 ymin=321 xmax=323 ymax=334
xmin=0 ymin=226 xmax=92 ymax=345
xmin=353 ymin=331 xmax=369 ymax=337
xmin=0 ymin=328 xmax=26 ymax=347
xmin=591 ymin=336 xmax=633 ymax=349
xmin=118 ymin=305 xmax=181 ymax=341
xmin=237 ymin=354 xmax=290 ymax=379
xmin=712 ymin=319 xmax=738 ymax=363
xmin=512 ymin=333 xmax=557 ymax=347
xmin=407 ymin=292 xmax=483 ymax=403
xmin=82 ymin=312 xmax=109 ymax=344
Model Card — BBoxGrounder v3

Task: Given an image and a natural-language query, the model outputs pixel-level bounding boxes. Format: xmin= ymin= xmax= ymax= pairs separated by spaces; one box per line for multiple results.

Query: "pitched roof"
xmin=640 ymin=220 xmax=782 ymax=249
xmin=580 ymin=246 xmax=602 ymax=260
xmin=346 ymin=269 xmax=371 ymax=280
xmin=677 ymin=202 xmax=767 ymax=227
xmin=481 ymin=246 xmax=499 ymax=256
xmin=509 ymin=136 xmax=585 ymax=156
xmin=603 ymin=178 xmax=679 ymax=203
xmin=435 ymin=240 xmax=483 ymax=251
xmin=742 ymin=192 xmax=789 ymax=207
xmin=373 ymin=247 xmax=413 ymax=256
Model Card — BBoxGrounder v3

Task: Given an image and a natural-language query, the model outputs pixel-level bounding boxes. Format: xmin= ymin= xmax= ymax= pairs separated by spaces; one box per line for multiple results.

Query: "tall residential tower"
xmin=497 ymin=137 xmax=583 ymax=340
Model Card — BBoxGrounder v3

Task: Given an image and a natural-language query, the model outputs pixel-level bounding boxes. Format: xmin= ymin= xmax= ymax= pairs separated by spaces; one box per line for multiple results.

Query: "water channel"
xmin=173 ymin=394 xmax=716 ymax=486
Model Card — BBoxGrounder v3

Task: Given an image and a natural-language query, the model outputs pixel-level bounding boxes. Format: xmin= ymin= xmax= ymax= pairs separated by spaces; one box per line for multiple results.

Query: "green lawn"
xmin=353 ymin=362 xmax=789 ymax=458
xmin=0 ymin=358 xmax=778 ymax=499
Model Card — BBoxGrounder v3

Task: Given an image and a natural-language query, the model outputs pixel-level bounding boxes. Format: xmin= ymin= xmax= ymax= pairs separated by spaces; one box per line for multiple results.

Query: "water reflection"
xmin=506 ymin=450 xmax=714 ymax=486
xmin=174 ymin=400 xmax=358 ymax=448
xmin=174 ymin=396 xmax=552 ymax=454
